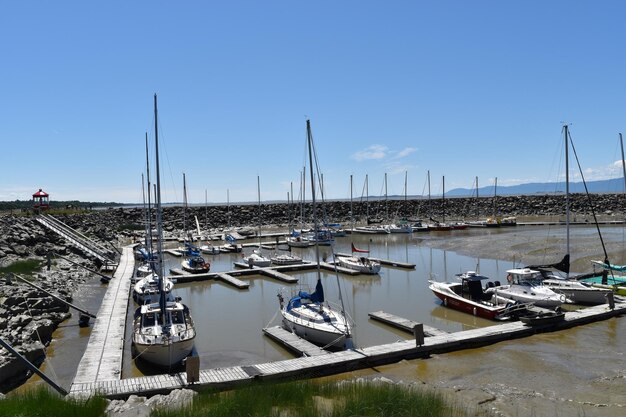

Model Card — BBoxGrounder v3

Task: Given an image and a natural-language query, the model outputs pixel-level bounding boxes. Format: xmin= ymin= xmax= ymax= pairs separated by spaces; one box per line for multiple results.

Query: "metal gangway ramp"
xmin=36 ymin=214 xmax=117 ymax=263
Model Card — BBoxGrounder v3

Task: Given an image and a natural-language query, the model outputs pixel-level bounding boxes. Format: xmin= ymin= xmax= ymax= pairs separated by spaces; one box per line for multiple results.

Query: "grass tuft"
xmin=0 ymin=387 xmax=107 ymax=417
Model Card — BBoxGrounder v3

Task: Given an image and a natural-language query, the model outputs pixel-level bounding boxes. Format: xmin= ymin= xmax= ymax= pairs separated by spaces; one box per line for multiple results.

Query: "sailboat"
xmin=335 ymin=243 xmax=381 ymax=275
xmin=133 ymin=135 xmax=175 ymax=302
xmin=180 ymin=174 xmax=211 ymax=274
xmin=241 ymin=176 xmax=272 ymax=267
xmin=278 ymin=119 xmax=353 ymax=349
xmin=578 ymin=132 xmax=626 ymax=296
xmin=353 ymin=175 xmax=390 ymax=234
xmin=132 ymin=94 xmax=196 ymax=368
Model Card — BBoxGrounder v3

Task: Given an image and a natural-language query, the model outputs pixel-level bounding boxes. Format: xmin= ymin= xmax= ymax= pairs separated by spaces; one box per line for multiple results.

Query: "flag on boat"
xmin=351 ymin=243 xmax=369 ymax=253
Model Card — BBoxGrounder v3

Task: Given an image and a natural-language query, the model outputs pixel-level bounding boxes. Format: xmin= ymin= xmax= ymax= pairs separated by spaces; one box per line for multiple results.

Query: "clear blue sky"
xmin=2 ymin=1 xmax=626 ymax=204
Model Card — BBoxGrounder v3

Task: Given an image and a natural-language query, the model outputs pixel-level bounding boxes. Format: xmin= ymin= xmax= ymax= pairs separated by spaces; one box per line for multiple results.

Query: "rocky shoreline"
xmin=0 ymin=193 xmax=624 ymax=393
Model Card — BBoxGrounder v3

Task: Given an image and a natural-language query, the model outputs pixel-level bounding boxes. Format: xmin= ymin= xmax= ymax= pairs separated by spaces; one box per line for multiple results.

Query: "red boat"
xmin=428 ymin=272 xmax=520 ymax=320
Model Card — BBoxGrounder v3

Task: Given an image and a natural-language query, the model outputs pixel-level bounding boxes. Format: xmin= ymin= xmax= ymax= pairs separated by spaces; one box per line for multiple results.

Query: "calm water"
xmin=16 ymin=226 xmax=626 ymax=416
xmin=122 ymin=230 xmax=521 ymax=377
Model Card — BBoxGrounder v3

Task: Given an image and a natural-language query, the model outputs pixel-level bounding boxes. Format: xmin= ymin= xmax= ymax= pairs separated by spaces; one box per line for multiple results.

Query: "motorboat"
xmin=428 ymin=271 xmax=521 ymax=320
xmin=485 ymin=268 xmax=569 ymax=308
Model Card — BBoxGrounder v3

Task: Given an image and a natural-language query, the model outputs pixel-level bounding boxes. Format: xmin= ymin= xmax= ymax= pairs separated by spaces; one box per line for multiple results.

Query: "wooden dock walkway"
xmin=169 ymin=268 xmax=250 ymax=289
xmin=69 ymin=298 xmax=626 ymax=399
xmin=72 ymin=245 xmax=135 ymax=385
xmin=368 ymin=311 xmax=449 ymax=337
xmin=262 ymin=326 xmax=329 ymax=357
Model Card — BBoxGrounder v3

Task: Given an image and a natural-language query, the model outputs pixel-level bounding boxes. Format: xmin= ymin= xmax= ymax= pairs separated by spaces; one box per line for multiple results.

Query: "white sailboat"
xmin=529 ymin=125 xmax=610 ymax=304
xmin=278 ymin=119 xmax=353 ymax=349
xmin=335 ymin=243 xmax=381 ymax=275
xmin=132 ymin=94 xmax=196 ymax=368
xmin=241 ymin=176 xmax=272 ymax=267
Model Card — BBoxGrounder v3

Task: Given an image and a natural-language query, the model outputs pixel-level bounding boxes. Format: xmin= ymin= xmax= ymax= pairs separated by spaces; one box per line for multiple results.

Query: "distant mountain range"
xmin=444 ymin=177 xmax=626 ymax=197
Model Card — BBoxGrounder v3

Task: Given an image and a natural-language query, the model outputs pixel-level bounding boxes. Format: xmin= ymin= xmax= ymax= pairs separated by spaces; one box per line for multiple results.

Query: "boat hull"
xmin=336 ymin=256 xmax=381 ymax=274
xmin=429 ymin=282 xmax=507 ymax=320
xmin=132 ymin=337 xmax=195 ymax=367
xmin=280 ymin=304 xmax=351 ymax=349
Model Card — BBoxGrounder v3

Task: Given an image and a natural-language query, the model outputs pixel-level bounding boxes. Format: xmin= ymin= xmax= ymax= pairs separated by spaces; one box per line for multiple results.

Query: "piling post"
xmin=606 ymin=292 xmax=615 ymax=310
xmin=186 ymin=355 xmax=200 ymax=384
xmin=413 ymin=323 xmax=424 ymax=346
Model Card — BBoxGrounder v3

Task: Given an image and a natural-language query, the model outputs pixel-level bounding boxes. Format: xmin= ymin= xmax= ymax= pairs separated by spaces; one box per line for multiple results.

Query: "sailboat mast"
xmin=257 ymin=176 xmax=262 ymax=248
xmin=385 ymin=173 xmax=388 ymax=221
xmin=183 ymin=173 xmax=188 ymax=239
xmin=145 ymin=133 xmax=153 ymax=253
xmin=350 ymin=174 xmax=354 ymax=230
xmin=306 ymin=120 xmax=322 ymax=281
xmin=141 ymin=173 xmax=147 ymax=247
xmin=404 ymin=171 xmax=407 ymax=202
xmin=442 ymin=175 xmax=446 ymax=223
xmin=493 ymin=177 xmax=498 ymax=218
xmin=153 ymin=94 xmax=166 ymax=314
xmin=619 ymin=133 xmax=626 ymax=191
xmin=564 ymin=124 xmax=570 ymax=268
xmin=366 ymin=174 xmax=369 ymax=221
xmin=227 ymin=189 xmax=231 ymax=229
xmin=427 ymin=170 xmax=431 ymax=218
xmin=476 ymin=176 xmax=479 ymax=220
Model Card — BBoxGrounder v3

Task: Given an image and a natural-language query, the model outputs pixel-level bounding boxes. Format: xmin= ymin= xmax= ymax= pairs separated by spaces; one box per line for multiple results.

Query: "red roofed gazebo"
xmin=33 ymin=188 xmax=50 ymax=211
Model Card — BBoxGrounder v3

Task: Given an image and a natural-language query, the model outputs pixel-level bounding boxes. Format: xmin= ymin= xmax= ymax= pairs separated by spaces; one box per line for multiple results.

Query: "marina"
xmin=56 ymin=221 xmax=626 ymax=399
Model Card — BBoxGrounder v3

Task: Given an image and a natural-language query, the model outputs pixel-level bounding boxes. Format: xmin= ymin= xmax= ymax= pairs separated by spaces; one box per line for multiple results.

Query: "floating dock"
xmin=368 ymin=311 xmax=449 ymax=337
xmin=70 ymin=281 xmax=626 ymax=399
xmin=262 ymin=326 xmax=330 ymax=357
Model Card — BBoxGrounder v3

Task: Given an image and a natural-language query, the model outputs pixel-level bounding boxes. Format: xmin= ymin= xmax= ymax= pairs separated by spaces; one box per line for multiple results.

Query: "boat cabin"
xmin=506 ymin=268 xmax=543 ymax=286
xmin=458 ymin=271 xmax=494 ymax=301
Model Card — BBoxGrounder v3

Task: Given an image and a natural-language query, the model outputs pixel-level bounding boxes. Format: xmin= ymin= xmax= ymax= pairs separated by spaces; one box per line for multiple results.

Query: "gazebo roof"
xmin=33 ymin=189 xmax=49 ymax=197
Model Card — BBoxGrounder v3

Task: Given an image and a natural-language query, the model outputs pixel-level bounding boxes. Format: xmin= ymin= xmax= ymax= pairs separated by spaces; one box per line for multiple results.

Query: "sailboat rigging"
xmin=278 ymin=119 xmax=353 ymax=349
xmin=132 ymin=94 xmax=196 ymax=368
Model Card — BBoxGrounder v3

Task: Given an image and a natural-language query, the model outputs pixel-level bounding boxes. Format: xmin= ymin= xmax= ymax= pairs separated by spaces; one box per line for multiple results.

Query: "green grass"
xmin=0 ymin=381 xmax=490 ymax=417
xmin=0 ymin=387 xmax=107 ymax=417
xmin=152 ymin=380 xmax=487 ymax=417
xmin=0 ymin=259 xmax=42 ymax=276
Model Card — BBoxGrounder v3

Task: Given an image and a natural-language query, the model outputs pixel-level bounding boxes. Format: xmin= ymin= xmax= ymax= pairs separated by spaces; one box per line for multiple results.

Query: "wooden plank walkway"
xmin=72 ymin=245 xmax=135 ymax=385
xmin=68 ymin=300 xmax=626 ymax=399
xmin=169 ymin=269 xmax=250 ymax=289
xmin=368 ymin=311 xmax=449 ymax=337
xmin=262 ymin=326 xmax=330 ymax=357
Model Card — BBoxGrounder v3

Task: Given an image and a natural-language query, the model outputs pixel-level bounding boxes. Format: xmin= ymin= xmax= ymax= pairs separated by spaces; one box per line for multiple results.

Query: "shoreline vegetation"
xmin=0 ymin=379 xmax=491 ymax=417
xmin=0 ymin=194 xmax=624 ymax=414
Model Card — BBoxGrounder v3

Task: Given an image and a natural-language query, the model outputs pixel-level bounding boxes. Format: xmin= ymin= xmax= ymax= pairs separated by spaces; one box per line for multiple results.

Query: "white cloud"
xmin=394 ymin=147 xmax=418 ymax=159
xmin=351 ymin=145 xmax=388 ymax=161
